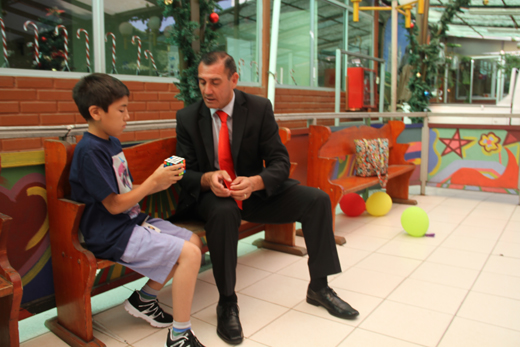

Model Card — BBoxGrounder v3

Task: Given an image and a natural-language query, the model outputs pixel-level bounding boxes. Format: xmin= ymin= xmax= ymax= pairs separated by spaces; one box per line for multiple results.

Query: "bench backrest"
xmin=46 ymin=128 xmax=292 ymax=218
xmin=319 ymin=123 xmax=395 ymax=158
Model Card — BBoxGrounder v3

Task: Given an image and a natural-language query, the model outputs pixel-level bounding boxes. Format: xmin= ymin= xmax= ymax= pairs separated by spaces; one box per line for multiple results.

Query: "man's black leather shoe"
xmin=216 ymin=302 xmax=244 ymax=345
xmin=306 ymin=286 xmax=359 ymax=319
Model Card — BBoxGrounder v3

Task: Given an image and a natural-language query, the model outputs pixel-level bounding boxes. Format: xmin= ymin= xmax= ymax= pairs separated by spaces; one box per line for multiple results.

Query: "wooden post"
xmin=190 ymin=0 xmax=200 ymax=53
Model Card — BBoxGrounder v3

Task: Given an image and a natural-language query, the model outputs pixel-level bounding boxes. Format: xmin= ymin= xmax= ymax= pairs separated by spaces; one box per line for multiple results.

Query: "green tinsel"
xmin=406 ymin=0 xmax=470 ymax=121
xmin=157 ymin=0 xmax=222 ymax=106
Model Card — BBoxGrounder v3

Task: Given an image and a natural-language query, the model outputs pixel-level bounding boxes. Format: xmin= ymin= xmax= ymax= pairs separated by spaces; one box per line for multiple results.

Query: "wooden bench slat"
xmin=332 ymin=165 xmax=415 ymax=193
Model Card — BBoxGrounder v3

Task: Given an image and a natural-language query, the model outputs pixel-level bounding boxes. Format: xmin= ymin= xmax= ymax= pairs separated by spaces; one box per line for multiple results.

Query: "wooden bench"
xmin=44 ymin=128 xmax=305 ymax=347
xmin=0 ymin=213 xmax=23 ymax=347
xmin=307 ymin=120 xmax=417 ymax=244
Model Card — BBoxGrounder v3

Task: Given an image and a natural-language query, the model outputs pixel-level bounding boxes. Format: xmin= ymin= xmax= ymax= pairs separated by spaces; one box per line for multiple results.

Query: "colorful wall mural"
xmin=428 ymin=125 xmax=520 ymax=195
xmin=0 ymin=157 xmax=54 ymax=318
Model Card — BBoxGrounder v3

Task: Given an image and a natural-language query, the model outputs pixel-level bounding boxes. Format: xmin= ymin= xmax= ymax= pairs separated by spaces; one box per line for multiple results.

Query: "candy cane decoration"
xmin=131 ymin=35 xmax=141 ymax=75
xmin=105 ymin=32 xmax=118 ymax=74
xmin=144 ymin=49 xmax=158 ymax=76
xmin=0 ymin=18 xmax=8 ymax=68
xmin=54 ymin=25 xmax=70 ymax=71
xmin=23 ymin=21 xmax=39 ymax=66
xmin=290 ymin=69 xmax=298 ymax=85
xmin=250 ymin=60 xmax=259 ymax=81
xmin=76 ymin=28 xmax=90 ymax=72
xmin=238 ymin=58 xmax=244 ymax=80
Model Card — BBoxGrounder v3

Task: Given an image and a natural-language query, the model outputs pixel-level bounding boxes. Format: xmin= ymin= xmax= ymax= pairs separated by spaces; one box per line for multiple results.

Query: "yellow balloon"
xmin=366 ymin=192 xmax=392 ymax=216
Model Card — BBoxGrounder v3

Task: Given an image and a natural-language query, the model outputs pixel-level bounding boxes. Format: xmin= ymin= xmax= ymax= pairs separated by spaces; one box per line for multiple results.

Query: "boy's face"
xmin=89 ymin=96 xmax=130 ymax=139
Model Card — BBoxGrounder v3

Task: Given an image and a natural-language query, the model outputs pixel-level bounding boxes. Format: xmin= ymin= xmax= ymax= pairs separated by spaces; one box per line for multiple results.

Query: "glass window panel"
xmin=347 ymin=11 xmax=372 ymax=66
xmin=103 ymin=1 xmax=179 ymax=77
xmin=215 ymin=0 xmax=261 ymax=84
xmin=471 ymin=59 xmax=495 ymax=99
xmin=0 ymin=0 xmax=93 ymax=72
xmin=275 ymin=0 xmax=311 ymax=87
xmin=316 ymin=2 xmax=344 ymax=88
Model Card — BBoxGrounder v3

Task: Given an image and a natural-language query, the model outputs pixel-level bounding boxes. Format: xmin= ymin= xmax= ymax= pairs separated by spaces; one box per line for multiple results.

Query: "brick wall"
xmin=274 ymin=88 xmax=346 ymax=128
xmin=274 ymin=88 xmax=345 ymax=114
xmin=0 ymin=76 xmax=266 ymax=152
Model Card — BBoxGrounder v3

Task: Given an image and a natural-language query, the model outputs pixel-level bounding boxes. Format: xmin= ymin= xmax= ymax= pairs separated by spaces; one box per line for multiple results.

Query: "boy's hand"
xmin=151 ymin=162 xmax=185 ymax=191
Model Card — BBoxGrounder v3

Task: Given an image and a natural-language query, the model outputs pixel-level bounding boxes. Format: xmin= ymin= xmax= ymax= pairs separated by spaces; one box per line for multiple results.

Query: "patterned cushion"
xmin=354 ymin=138 xmax=389 ymax=187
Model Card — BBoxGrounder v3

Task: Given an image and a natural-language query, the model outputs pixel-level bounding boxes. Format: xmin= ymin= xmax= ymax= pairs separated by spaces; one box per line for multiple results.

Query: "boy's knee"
xmin=181 ymin=241 xmax=202 ymax=266
xmin=190 ymin=234 xmax=203 ymax=249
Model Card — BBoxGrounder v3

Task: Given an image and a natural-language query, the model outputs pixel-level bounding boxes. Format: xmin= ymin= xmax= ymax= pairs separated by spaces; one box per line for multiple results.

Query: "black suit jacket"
xmin=175 ymin=89 xmax=298 ymax=214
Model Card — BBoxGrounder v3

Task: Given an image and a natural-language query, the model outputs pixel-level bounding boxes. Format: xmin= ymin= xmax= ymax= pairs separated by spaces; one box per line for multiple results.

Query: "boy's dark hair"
xmin=72 ymin=73 xmax=130 ymax=121
xmin=199 ymin=51 xmax=236 ymax=79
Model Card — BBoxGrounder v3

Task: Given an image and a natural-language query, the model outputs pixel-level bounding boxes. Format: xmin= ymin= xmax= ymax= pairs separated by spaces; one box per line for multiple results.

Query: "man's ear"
xmin=89 ymin=105 xmax=102 ymax=121
xmin=230 ymin=72 xmax=239 ymax=88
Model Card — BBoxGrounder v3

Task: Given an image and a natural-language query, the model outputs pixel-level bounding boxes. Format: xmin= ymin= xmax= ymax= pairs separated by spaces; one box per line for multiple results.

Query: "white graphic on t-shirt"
xmin=112 ymin=152 xmax=140 ymax=218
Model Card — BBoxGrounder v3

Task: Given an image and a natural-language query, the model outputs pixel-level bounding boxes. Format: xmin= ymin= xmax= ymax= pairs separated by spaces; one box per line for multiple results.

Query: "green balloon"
xmin=401 ymin=206 xmax=429 ymax=237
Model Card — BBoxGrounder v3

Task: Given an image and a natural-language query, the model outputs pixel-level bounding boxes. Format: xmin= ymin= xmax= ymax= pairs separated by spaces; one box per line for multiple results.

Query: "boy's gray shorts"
xmin=118 ymin=218 xmax=193 ymax=284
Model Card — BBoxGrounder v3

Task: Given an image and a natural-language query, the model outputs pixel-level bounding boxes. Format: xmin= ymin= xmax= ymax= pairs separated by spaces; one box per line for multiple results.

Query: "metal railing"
xmin=1 ymin=112 xmax=519 ymax=202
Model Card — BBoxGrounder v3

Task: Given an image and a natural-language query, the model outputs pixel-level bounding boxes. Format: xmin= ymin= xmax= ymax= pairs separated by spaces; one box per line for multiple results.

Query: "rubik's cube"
xmin=164 ymin=155 xmax=185 ymax=175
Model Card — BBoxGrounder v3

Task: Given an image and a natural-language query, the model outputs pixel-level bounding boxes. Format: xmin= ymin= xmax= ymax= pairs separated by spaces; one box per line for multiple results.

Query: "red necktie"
xmin=217 ymin=110 xmax=242 ymax=209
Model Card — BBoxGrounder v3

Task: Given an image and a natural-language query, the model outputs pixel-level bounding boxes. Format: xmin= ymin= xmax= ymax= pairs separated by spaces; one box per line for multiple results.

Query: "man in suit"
xmin=173 ymin=51 xmax=359 ymax=345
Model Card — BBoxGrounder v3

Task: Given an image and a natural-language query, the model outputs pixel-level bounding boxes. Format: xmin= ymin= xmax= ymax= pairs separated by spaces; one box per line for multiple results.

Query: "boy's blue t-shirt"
xmin=69 ymin=132 xmax=147 ymax=261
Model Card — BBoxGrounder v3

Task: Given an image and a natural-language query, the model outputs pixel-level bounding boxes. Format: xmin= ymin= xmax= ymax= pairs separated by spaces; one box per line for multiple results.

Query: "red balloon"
xmin=340 ymin=193 xmax=366 ymax=217
xmin=209 ymin=12 xmax=219 ymax=23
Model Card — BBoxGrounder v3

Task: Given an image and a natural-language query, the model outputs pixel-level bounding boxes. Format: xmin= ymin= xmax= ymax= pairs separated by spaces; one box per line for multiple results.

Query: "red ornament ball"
xmin=42 ymin=36 xmax=47 ymax=42
xmin=340 ymin=193 xmax=366 ymax=217
xmin=209 ymin=12 xmax=219 ymax=23
xmin=410 ymin=22 xmax=414 ymax=28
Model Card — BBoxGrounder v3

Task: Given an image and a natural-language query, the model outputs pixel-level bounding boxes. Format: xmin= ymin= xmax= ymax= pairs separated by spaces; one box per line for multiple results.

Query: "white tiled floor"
xmin=19 ymin=187 xmax=520 ymax=347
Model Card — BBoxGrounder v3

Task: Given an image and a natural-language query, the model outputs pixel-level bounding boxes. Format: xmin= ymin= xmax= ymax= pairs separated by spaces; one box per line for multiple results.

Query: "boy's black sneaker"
xmin=165 ymin=329 xmax=205 ymax=347
xmin=124 ymin=290 xmax=173 ymax=328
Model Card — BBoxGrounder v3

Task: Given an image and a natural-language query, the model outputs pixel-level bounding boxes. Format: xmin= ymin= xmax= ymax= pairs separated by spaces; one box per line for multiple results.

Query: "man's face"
xmin=198 ymin=59 xmax=238 ymax=110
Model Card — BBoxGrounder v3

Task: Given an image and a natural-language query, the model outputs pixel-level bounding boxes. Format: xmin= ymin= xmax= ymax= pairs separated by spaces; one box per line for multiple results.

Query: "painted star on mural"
xmin=439 ymin=128 xmax=473 ymax=158
xmin=503 ymin=130 xmax=520 ymax=146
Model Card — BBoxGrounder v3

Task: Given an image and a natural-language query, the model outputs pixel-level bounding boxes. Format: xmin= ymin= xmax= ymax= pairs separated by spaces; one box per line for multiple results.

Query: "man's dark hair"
xmin=72 ymin=73 xmax=130 ymax=121
xmin=199 ymin=51 xmax=237 ymax=79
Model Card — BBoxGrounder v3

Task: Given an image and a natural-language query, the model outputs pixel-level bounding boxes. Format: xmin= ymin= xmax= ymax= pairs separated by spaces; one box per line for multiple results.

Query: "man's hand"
xmin=230 ymin=175 xmax=264 ymax=201
xmin=201 ymin=170 xmax=233 ymax=197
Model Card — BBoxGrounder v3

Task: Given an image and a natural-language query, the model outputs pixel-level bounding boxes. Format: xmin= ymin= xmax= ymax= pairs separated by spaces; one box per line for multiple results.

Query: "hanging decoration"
xmin=158 ymin=0 xmax=222 ymax=105
xmin=25 ymin=8 xmax=69 ymax=71
xmin=105 ymin=32 xmax=118 ymax=74
xmin=209 ymin=12 xmax=219 ymax=23
xmin=132 ymin=35 xmax=142 ymax=75
xmin=1 ymin=17 xmax=8 ymax=68
xmin=144 ymin=49 xmax=159 ymax=76
xmin=76 ymin=29 xmax=90 ymax=72
xmin=23 ymin=21 xmax=40 ymax=66
xmin=54 ymin=25 xmax=70 ymax=71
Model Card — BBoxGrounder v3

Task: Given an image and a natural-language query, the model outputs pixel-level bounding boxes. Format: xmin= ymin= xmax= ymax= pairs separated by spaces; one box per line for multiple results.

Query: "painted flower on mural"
xmin=479 ymin=132 xmax=501 ymax=153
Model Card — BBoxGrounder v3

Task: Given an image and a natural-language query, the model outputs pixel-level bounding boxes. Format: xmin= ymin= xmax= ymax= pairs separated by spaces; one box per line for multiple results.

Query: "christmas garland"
xmin=406 ymin=0 xmax=470 ymax=119
xmin=158 ymin=0 xmax=222 ymax=105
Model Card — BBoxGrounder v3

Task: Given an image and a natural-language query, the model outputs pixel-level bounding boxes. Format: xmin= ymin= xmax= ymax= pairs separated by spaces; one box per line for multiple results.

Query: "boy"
xmin=69 ymin=73 xmax=205 ymax=347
